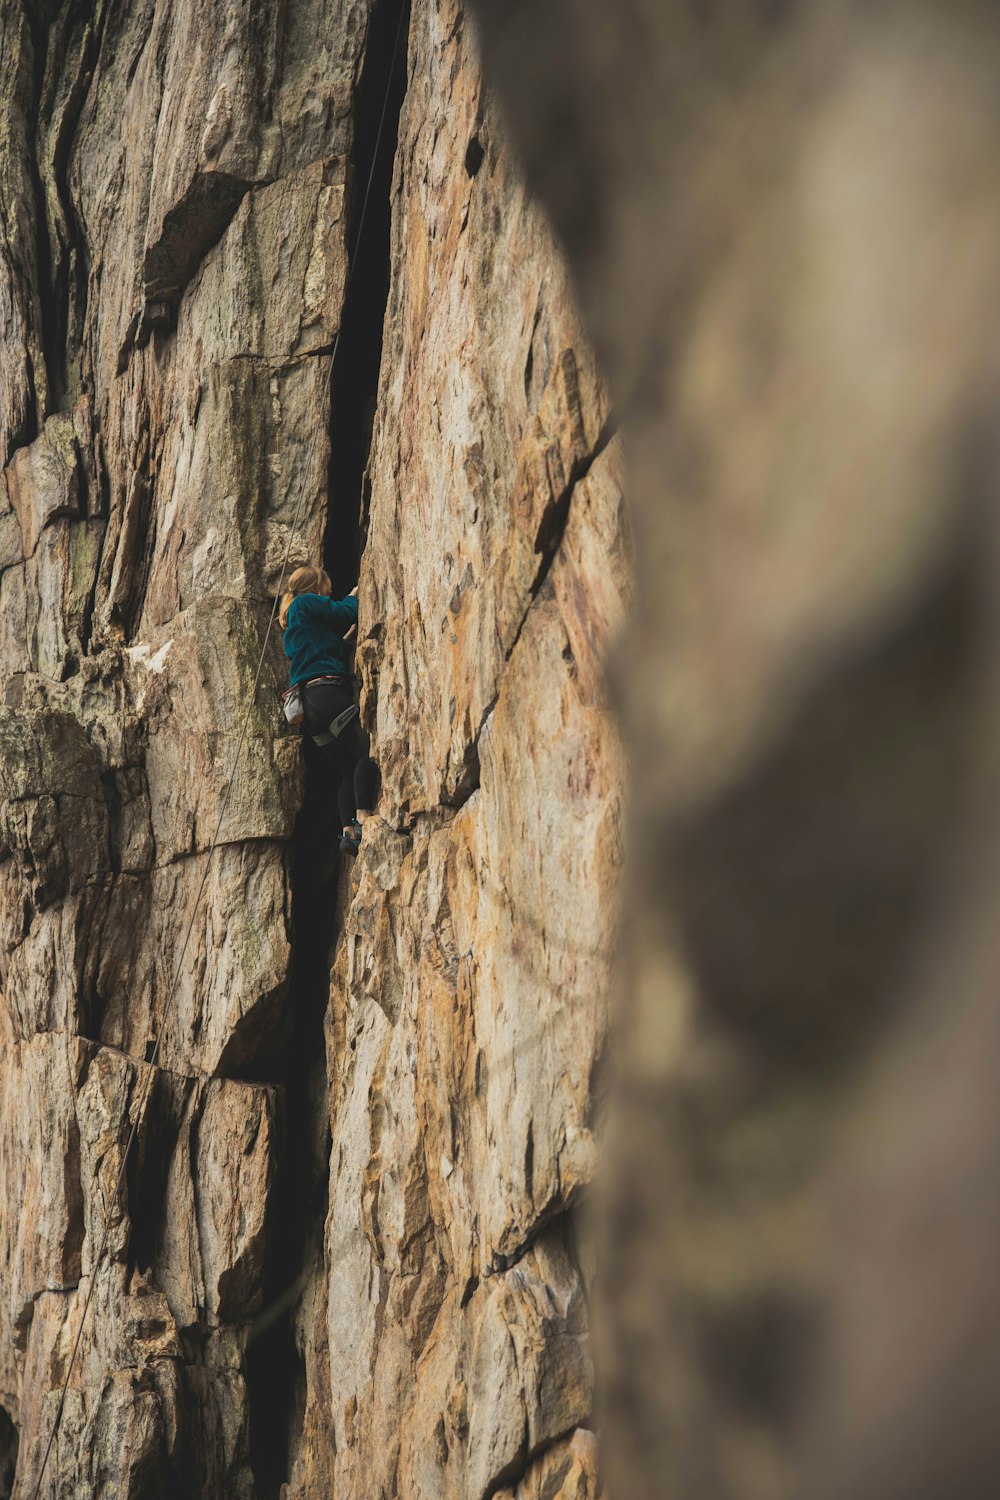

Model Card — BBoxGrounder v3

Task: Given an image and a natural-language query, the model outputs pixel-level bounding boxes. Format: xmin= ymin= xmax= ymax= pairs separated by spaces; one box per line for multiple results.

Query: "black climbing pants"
xmin=301 ymin=678 xmax=379 ymax=828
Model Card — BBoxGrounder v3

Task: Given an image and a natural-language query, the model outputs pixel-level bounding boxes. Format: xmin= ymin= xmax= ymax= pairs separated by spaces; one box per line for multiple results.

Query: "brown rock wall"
xmin=0 ymin=1 xmax=368 ymax=1492
xmin=299 ymin=5 xmax=624 ymax=1495
xmin=0 ymin=1 xmax=622 ymax=1496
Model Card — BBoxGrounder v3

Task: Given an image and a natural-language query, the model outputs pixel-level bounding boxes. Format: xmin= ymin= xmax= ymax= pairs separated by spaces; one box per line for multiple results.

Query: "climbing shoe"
xmin=340 ymin=819 xmax=362 ymax=857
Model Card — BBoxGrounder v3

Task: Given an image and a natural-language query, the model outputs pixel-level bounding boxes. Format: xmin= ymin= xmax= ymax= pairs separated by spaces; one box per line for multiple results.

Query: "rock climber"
xmin=279 ymin=564 xmax=378 ymax=854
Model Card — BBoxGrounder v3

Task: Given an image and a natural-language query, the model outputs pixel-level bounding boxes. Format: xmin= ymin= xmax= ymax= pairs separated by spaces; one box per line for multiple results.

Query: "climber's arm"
xmin=296 ymin=593 xmax=358 ymax=634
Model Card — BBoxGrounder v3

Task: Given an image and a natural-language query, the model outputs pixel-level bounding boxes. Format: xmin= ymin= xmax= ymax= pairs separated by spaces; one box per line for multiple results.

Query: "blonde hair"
xmin=279 ymin=564 xmax=331 ymax=628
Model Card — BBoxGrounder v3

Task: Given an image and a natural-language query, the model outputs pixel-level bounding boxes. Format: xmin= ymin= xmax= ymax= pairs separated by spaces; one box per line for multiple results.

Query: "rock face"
xmin=0 ymin=2 xmax=623 ymax=1498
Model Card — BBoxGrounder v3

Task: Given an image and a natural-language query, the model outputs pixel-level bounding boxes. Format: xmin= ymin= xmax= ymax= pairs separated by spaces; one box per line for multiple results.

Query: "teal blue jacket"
xmin=283 ymin=592 xmax=359 ymax=685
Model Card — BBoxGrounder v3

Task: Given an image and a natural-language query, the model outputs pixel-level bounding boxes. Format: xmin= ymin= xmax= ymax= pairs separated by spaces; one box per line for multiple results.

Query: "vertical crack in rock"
xmin=244 ymin=791 xmax=338 ymax=1497
xmin=33 ymin=0 xmax=110 ymax=410
xmin=244 ymin=5 xmax=411 ymax=1494
xmin=21 ymin=0 xmax=55 ymax=436
xmin=0 ymin=1402 xmax=17 ymax=1500
xmin=325 ymin=0 xmax=411 ymax=596
xmin=126 ymin=1068 xmax=180 ymax=1278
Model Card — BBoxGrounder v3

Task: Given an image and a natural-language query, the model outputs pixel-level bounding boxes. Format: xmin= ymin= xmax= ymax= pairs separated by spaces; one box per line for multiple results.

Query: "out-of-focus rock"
xmin=467 ymin=1 xmax=1000 ymax=1498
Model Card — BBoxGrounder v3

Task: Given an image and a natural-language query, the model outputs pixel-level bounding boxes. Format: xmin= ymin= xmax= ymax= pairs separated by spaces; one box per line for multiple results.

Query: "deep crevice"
xmin=244 ymin=3 xmax=410 ymax=1495
xmin=443 ymin=715 xmax=488 ymax=809
xmin=465 ymin=131 xmax=485 ymax=177
xmin=0 ymin=1403 xmax=18 ymax=1500
xmin=33 ymin=0 xmax=108 ymax=409
xmin=142 ymin=172 xmax=251 ymax=310
xmin=126 ymin=1068 xmax=181 ymax=1277
xmin=324 ymin=0 xmax=411 ymax=596
xmin=122 ymin=443 xmax=158 ymax=644
xmin=243 ymin=760 xmax=338 ymax=1496
xmin=22 ymin=1 xmax=56 ymax=430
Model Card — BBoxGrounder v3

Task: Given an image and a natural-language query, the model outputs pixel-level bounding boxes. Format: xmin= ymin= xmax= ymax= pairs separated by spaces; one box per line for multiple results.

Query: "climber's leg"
xmin=301 ymin=679 xmax=362 ymax=834
xmin=354 ymin=755 xmax=379 ymax=819
xmin=333 ymin=715 xmax=377 ymax=824
xmin=323 ymin=741 xmax=361 ymax=836
xmin=337 ymin=775 xmax=356 ymax=828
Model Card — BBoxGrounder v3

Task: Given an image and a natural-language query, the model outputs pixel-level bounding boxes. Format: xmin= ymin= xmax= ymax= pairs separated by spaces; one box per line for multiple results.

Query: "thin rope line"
xmin=29 ymin=5 xmax=407 ymax=1494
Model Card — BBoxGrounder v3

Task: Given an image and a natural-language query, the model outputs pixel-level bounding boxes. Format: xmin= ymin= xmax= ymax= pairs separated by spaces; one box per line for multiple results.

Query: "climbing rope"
xmin=29 ymin=5 xmax=408 ymax=1494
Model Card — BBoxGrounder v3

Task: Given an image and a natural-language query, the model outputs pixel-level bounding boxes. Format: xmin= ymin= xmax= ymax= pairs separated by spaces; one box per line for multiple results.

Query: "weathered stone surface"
xmin=0 ymin=707 xmax=109 ymax=909
xmin=301 ymin=5 xmax=623 ymax=1495
xmin=1 ymin=1021 xmax=278 ymax=1498
xmin=190 ymin=1079 xmax=278 ymax=1325
xmin=0 ymin=399 xmax=104 ymax=681
xmin=15 ymin=1273 xmax=256 ymax=1499
xmin=359 ymin=0 xmax=609 ymax=817
xmin=5 ymin=406 xmax=88 ymax=560
xmin=0 ymin=1 xmax=623 ymax=1496
xmin=387 ymin=1230 xmax=592 ymax=1500
xmin=494 ymin=1428 xmax=603 ymax=1500
xmin=0 ymin=2 xmax=369 ymax=1492
xmin=0 ymin=1025 xmax=86 ymax=1396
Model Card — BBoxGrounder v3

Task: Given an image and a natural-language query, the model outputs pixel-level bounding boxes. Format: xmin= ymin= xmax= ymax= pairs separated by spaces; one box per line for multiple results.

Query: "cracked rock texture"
xmin=0 ymin=1 xmax=623 ymax=1497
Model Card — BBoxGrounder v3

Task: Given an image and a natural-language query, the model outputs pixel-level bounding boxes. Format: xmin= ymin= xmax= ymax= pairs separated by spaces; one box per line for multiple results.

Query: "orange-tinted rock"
xmin=0 ymin=2 xmax=623 ymax=1496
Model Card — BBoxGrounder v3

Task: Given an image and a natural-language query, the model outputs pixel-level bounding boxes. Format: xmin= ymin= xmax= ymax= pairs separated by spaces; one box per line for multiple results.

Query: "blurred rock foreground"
xmin=469 ymin=2 xmax=1000 ymax=1499
xmin=2 ymin=2 xmax=999 ymax=1500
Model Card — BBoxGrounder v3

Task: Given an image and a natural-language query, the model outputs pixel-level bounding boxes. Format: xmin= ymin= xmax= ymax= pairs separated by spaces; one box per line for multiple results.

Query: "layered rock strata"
xmin=0 ymin=2 xmax=625 ymax=1498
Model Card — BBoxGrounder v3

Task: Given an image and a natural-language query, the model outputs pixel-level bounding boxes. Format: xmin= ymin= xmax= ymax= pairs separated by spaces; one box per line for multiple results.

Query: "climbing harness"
xmin=288 ymin=673 xmax=359 ymax=734
xmin=311 ymin=700 xmax=361 ymax=746
xmin=28 ymin=3 xmax=408 ymax=1494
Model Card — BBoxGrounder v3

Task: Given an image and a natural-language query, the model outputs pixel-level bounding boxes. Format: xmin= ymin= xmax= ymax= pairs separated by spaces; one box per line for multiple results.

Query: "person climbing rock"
xmin=279 ymin=564 xmax=379 ymax=854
